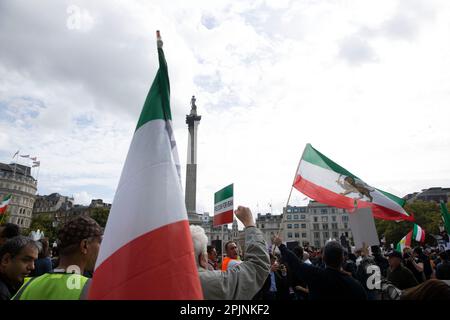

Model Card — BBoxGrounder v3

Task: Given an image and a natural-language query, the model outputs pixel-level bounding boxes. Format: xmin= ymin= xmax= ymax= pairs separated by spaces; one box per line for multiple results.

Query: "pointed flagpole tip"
xmin=156 ymin=30 xmax=163 ymax=48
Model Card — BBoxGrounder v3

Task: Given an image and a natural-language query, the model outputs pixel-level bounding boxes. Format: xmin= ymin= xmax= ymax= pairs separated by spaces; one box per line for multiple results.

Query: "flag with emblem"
xmin=293 ymin=143 xmax=414 ymax=221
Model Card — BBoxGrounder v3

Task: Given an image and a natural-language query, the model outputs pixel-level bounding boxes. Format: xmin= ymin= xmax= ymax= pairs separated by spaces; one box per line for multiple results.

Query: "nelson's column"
xmin=185 ymin=96 xmax=202 ymax=225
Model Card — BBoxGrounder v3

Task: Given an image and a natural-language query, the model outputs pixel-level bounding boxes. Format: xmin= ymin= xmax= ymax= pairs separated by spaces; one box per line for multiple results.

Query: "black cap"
xmin=388 ymin=251 xmax=403 ymax=259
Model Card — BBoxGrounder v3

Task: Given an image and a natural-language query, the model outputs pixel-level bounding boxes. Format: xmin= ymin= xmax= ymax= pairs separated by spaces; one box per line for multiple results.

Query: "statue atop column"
xmin=190 ymin=95 xmax=197 ymax=115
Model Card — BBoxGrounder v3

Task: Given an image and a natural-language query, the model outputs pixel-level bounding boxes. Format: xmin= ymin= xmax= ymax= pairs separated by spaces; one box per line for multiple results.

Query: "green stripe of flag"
xmin=214 ymin=184 xmax=233 ymax=203
xmin=413 ymin=224 xmax=418 ymax=238
xmin=376 ymin=189 xmax=406 ymax=207
xmin=440 ymin=201 xmax=450 ymax=235
xmin=136 ymin=47 xmax=172 ymax=131
xmin=302 ymin=144 xmax=358 ymax=179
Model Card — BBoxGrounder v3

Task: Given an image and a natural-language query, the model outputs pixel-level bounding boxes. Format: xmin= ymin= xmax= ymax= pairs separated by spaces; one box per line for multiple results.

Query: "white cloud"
xmin=73 ymin=191 xmax=93 ymax=205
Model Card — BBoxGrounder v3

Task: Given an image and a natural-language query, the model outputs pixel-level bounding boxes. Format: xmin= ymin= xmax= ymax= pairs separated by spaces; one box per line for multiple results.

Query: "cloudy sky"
xmin=1 ymin=0 xmax=449 ymax=217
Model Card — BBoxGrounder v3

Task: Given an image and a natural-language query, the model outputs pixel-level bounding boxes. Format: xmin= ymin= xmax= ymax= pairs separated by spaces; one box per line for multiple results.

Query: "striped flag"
xmin=214 ymin=184 xmax=233 ymax=226
xmin=396 ymin=232 xmax=411 ymax=253
xmin=88 ymin=31 xmax=203 ymax=300
xmin=30 ymin=157 xmax=37 ymax=161
xmin=32 ymin=161 xmax=40 ymax=167
xmin=0 ymin=194 xmax=12 ymax=215
xmin=396 ymin=224 xmax=425 ymax=253
xmin=20 ymin=154 xmax=29 ymax=158
xmin=412 ymin=223 xmax=425 ymax=242
xmin=294 ymin=144 xmax=414 ymax=221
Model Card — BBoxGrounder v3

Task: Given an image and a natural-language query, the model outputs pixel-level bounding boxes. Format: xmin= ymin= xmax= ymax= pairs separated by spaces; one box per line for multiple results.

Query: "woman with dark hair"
xmin=400 ymin=279 xmax=450 ymax=300
xmin=29 ymin=238 xmax=53 ymax=277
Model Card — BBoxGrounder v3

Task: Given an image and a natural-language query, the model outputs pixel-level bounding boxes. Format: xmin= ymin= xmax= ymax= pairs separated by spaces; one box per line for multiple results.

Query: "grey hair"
xmin=189 ymin=225 xmax=208 ymax=266
xmin=0 ymin=235 xmax=39 ymax=260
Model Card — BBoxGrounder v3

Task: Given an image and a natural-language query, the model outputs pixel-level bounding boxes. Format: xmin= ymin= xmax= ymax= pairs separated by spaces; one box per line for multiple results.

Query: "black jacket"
xmin=278 ymin=244 xmax=367 ymax=300
xmin=387 ymin=264 xmax=419 ymax=290
xmin=0 ymin=274 xmax=18 ymax=300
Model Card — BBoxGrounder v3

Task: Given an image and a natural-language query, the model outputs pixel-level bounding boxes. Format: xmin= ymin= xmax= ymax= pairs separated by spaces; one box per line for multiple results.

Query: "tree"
xmin=375 ymin=200 xmax=442 ymax=247
xmin=89 ymin=207 xmax=110 ymax=228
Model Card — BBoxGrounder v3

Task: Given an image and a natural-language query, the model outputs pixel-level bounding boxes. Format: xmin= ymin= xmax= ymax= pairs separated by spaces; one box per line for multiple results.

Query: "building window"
xmin=287 ymin=215 xmax=292 ymax=220
xmin=323 ymin=232 xmax=329 ymax=239
xmin=288 ymin=232 xmax=293 ymax=238
xmin=332 ymin=232 xmax=339 ymax=238
xmin=287 ymin=224 xmax=292 ymax=229
xmin=331 ymin=208 xmax=336 ymax=213
xmin=300 ymin=208 xmax=306 ymax=213
xmin=321 ymin=209 xmax=327 ymax=214
xmin=313 ymin=224 xmax=319 ymax=230
xmin=321 ymin=216 xmax=328 ymax=222
xmin=314 ymin=232 xmax=320 ymax=239
xmin=261 ymin=224 xmax=265 ymax=229
xmin=302 ymin=233 xmax=307 ymax=238
xmin=331 ymin=223 xmax=338 ymax=230
xmin=313 ymin=217 xmax=318 ymax=222
xmin=313 ymin=209 xmax=317 ymax=214
xmin=342 ymin=216 xmax=349 ymax=222
xmin=344 ymin=223 xmax=348 ymax=229
xmin=322 ymin=224 xmax=329 ymax=230
xmin=294 ymin=233 xmax=300 ymax=238
xmin=294 ymin=224 xmax=299 ymax=228
xmin=293 ymin=215 xmax=299 ymax=220
xmin=332 ymin=216 xmax=336 ymax=222
xmin=287 ymin=209 xmax=292 ymax=213
xmin=314 ymin=241 xmax=320 ymax=248
xmin=301 ymin=224 xmax=306 ymax=228
xmin=300 ymin=215 xmax=306 ymax=219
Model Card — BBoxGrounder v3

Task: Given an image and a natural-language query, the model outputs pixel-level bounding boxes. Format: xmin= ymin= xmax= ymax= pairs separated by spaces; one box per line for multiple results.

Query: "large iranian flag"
xmin=294 ymin=144 xmax=414 ymax=221
xmin=0 ymin=194 xmax=11 ymax=215
xmin=88 ymin=32 xmax=203 ymax=300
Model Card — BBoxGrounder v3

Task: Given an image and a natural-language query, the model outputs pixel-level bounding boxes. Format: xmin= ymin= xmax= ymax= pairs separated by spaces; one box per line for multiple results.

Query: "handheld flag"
xmin=213 ymin=184 xmax=233 ymax=226
xmin=294 ymin=144 xmax=414 ymax=221
xmin=0 ymin=194 xmax=12 ymax=215
xmin=396 ymin=224 xmax=425 ymax=253
xmin=88 ymin=31 xmax=203 ymax=300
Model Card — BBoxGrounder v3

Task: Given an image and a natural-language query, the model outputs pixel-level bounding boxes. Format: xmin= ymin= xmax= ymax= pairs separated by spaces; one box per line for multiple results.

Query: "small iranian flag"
xmin=412 ymin=224 xmax=425 ymax=242
xmin=396 ymin=224 xmax=425 ymax=252
xmin=294 ymin=144 xmax=414 ymax=221
xmin=0 ymin=194 xmax=11 ymax=215
xmin=214 ymin=184 xmax=233 ymax=226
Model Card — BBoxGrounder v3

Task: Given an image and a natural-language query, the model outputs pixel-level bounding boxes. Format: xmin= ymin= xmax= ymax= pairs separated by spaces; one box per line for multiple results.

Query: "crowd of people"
xmin=1 ymin=206 xmax=450 ymax=300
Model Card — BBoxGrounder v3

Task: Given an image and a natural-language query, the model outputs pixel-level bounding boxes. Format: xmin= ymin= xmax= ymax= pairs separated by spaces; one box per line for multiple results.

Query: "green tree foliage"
xmin=89 ymin=207 xmax=110 ymax=228
xmin=375 ymin=200 xmax=444 ymax=247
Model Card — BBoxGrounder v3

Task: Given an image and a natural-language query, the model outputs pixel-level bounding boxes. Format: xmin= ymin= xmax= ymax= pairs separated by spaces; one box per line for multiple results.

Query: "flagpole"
xmin=273 ymin=145 xmax=307 ymax=253
xmin=13 ymin=151 xmax=18 ymax=180
xmin=221 ymin=224 xmax=224 ymax=268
